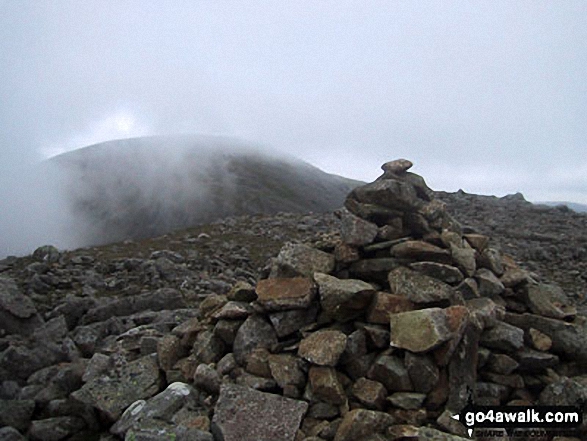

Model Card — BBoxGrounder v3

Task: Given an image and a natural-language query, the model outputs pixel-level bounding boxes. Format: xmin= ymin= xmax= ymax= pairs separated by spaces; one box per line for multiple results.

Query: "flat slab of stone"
xmin=314 ymin=272 xmax=375 ymax=321
xmin=270 ymin=243 xmax=335 ymax=278
xmin=298 ymin=329 xmax=347 ymax=366
xmin=389 ymin=308 xmax=453 ymax=353
xmin=211 ymin=383 xmax=308 ymax=441
xmin=71 ymin=354 xmax=162 ymax=421
xmin=388 ymin=267 xmax=456 ymax=304
xmin=255 ymin=277 xmax=316 ymax=311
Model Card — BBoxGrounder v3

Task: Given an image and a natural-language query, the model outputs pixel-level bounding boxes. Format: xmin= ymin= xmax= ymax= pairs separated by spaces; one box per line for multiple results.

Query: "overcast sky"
xmin=1 ymin=1 xmax=586 ymax=202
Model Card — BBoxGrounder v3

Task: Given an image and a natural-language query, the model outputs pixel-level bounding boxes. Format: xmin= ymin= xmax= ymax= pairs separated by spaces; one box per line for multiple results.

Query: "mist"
xmin=0 ymin=135 xmax=360 ymax=258
xmin=1 ymin=1 xmax=586 ymax=256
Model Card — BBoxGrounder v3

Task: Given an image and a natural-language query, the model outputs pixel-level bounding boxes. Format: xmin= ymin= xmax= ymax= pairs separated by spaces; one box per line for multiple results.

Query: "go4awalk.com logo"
xmin=451 ymin=404 xmax=583 ymax=438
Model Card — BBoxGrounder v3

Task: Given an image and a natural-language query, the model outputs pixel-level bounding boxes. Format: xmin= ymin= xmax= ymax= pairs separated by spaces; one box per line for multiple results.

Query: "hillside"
xmin=48 ymin=135 xmax=362 ymax=248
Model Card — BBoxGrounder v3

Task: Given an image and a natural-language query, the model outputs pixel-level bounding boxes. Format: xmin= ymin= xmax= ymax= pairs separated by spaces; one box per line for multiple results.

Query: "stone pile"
xmin=1 ymin=159 xmax=586 ymax=441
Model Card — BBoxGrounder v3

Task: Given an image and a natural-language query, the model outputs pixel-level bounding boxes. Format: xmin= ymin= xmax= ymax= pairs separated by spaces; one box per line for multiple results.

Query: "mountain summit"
xmin=49 ymin=135 xmax=362 ymax=247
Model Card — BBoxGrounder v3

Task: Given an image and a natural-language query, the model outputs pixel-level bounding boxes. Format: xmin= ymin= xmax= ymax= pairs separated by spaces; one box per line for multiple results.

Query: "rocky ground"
xmin=0 ymin=161 xmax=586 ymax=441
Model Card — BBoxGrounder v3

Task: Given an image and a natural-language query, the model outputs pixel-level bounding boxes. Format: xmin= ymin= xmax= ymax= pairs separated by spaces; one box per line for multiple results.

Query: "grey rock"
xmin=514 ymin=347 xmax=559 ymax=372
xmin=213 ymin=319 xmax=244 ymax=346
xmin=233 ymin=315 xmax=278 ymax=365
xmin=211 ymin=383 xmax=308 ymax=441
xmin=81 ymin=288 xmax=186 ymax=324
xmin=405 ymin=352 xmax=439 ymax=394
xmin=388 ymin=267 xmax=456 ymax=304
xmin=269 ymin=243 xmax=335 ymax=278
xmin=409 ymin=261 xmax=464 ymax=285
xmin=387 ymin=392 xmax=426 ymax=410
xmin=478 ymin=247 xmax=505 ymax=276
xmin=505 ymin=312 xmax=587 ymax=361
xmin=111 ymin=382 xmax=198 ymax=437
xmin=389 ymin=308 xmax=453 ymax=353
xmin=475 ymin=268 xmax=505 ymax=297
xmin=348 ymin=258 xmax=405 ymax=282
xmin=32 ymin=245 xmax=60 ymax=264
xmin=269 ymin=304 xmax=318 ymax=338
xmin=298 ymin=329 xmax=347 ymax=366
xmin=347 ymin=177 xmax=423 ymax=213
xmin=526 ymin=283 xmax=576 ymax=320
xmin=314 ymin=272 xmax=375 ymax=321
xmin=192 ymin=330 xmax=225 ymax=364
xmin=0 ymin=277 xmax=43 ymax=336
xmin=338 ymin=208 xmax=378 ymax=246
xmin=447 ymin=322 xmax=482 ymax=412
xmin=308 ymin=366 xmax=346 ymax=405
xmin=0 ymin=427 xmax=26 ymax=441
xmin=0 ymin=399 xmax=34 ymax=432
xmin=333 ymin=408 xmax=395 ymax=441
xmin=480 ymin=322 xmax=524 ymax=352
xmin=71 ymin=354 xmax=162 ymax=421
xmin=28 ymin=416 xmax=86 ymax=441
xmin=193 ymin=364 xmax=220 ymax=394
xmin=539 ymin=376 xmax=587 ymax=406
xmin=450 ymin=243 xmax=477 ymax=277
xmin=367 ymin=354 xmax=412 ymax=392
xmin=268 ymin=354 xmax=306 ymax=389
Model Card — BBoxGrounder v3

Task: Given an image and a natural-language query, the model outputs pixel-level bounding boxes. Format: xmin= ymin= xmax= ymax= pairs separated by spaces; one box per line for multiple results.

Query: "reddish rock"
xmin=255 ymin=277 xmax=316 ymax=311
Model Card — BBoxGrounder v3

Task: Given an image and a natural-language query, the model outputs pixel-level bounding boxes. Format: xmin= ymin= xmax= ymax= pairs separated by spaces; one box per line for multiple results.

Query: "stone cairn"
xmin=2 ymin=159 xmax=586 ymax=441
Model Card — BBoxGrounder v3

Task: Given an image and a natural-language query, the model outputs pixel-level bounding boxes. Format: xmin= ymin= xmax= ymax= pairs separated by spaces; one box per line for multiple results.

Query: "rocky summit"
xmin=0 ymin=159 xmax=586 ymax=441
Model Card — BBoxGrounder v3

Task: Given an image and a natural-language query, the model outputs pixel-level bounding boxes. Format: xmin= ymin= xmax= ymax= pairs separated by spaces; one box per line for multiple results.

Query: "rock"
xmin=193 ymin=364 xmax=221 ymax=394
xmin=192 ymin=330 xmax=226 ymax=364
xmin=478 ymin=248 xmax=505 ymax=276
xmin=447 ymin=322 xmax=482 ymax=412
xmin=505 ymin=313 xmax=587 ymax=361
xmin=391 ymin=241 xmax=451 ymax=263
xmin=213 ymin=319 xmax=243 ymax=346
xmin=269 ymin=304 xmax=319 ymax=338
xmin=366 ymin=292 xmax=414 ymax=324
xmin=456 ymin=277 xmax=479 ymax=300
xmin=389 ymin=308 xmax=453 ymax=353
xmin=314 ymin=272 xmax=375 ymax=321
xmin=268 ymin=354 xmax=306 ymax=389
xmin=479 ymin=322 xmax=524 ymax=352
xmin=0 ymin=277 xmax=43 ymax=336
xmin=308 ymin=366 xmax=346 ymax=404
xmin=157 ymin=334 xmax=183 ymax=372
xmin=514 ymin=347 xmax=559 ymax=372
xmin=0 ymin=399 xmax=34 ymax=432
xmin=528 ymin=327 xmax=553 ymax=351
xmin=233 ymin=315 xmax=278 ymax=365
xmin=405 ymin=352 xmax=439 ymax=394
xmin=71 ymin=354 xmax=162 ymax=421
xmin=82 ymin=288 xmax=186 ymax=324
xmin=539 ymin=377 xmax=587 ymax=406
xmin=0 ymin=427 xmax=26 ymax=441
xmin=338 ymin=208 xmax=379 ymax=246
xmin=500 ymin=268 xmax=530 ymax=288
xmin=255 ymin=277 xmax=316 ymax=311
xmin=350 ymin=377 xmax=387 ymax=410
xmin=211 ymin=301 xmax=254 ymax=320
xmin=367 ymin=354 xmax=412 ymax=392
xmin=110 ymin=382 xmax=205 ymax=438
xmin=270 ymin=243 xmax=335 ymax=278
xmin=333 ymin=408 xmax=395 ymax=441
xmin=32 ymin=245 xmax=60 ymax=263
xmin=381 ymin=158 xmax=413 ymax=175
xmin=388 ymin=267 xmax=456 ymax=304
xmin=526 ymin=283 xmax=576 ymax=320
xmin=409 ymin=261 xmax=464 ymax=285
xmin=387 ymin=392 xmax=426 ymax=410
xmin=227 ymin=281 xmax=257 ymax=302
xmin=475 ymin=268 xmax=505 ymax=297
xmin=463 ymin=234 xmax=489 ymax=252
xmin=211 ymin=383 xmax=308 ymax=441
xmin=298 ymin=329 xmax=347 ymax=366
xmin=28 ymin=416 xmax=86 ymax=441
xmin=486 ymin=353 xmax=519 ymax=375
xmin=346 ymin=177 xmax=423 ymax=213
xmin=349 ymin=258 xmax=404 ymax=282
xmin=465 ymin=297 xmax=505 ymax=329
xmin=450 ymin=243 xmax=477 ymax=277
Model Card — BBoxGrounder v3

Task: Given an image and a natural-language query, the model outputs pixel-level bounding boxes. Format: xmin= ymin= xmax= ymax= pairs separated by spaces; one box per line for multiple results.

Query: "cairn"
xmin=3 ymin=159 xmax=585 ymax=441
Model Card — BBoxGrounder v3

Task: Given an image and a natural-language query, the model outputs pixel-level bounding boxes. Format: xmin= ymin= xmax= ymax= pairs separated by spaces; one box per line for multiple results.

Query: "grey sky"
xmin=1 ymin=1 xmax=586 ymax=202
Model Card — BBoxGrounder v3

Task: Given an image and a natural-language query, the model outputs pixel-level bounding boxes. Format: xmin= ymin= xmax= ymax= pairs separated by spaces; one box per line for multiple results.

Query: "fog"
xmin=1 ymin=1 xmax=586 ymax=257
